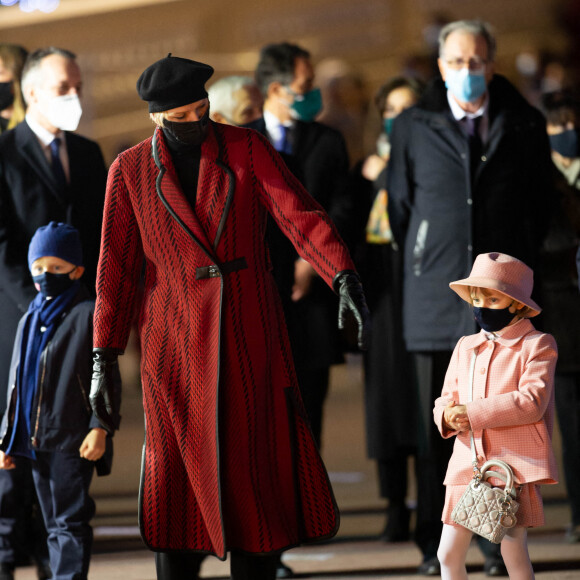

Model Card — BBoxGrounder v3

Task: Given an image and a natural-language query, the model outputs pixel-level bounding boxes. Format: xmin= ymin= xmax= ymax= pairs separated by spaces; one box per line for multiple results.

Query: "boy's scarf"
xmin=6 ymin=283 xmax=79 ymax=457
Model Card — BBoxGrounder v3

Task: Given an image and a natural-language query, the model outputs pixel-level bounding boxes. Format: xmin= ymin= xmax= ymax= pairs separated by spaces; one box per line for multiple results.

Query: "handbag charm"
xmin=451 ymin=351 xmax=520 ymax=543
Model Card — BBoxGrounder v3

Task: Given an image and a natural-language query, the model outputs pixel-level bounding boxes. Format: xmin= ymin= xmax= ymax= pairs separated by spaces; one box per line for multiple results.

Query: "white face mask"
xmin=41 ymin=94 xmax=83 ymax=131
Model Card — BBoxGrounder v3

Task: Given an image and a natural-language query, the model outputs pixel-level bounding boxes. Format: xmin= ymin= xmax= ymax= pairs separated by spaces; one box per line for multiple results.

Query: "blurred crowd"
xmin=0 ymin=10 xmax=579 ymax=580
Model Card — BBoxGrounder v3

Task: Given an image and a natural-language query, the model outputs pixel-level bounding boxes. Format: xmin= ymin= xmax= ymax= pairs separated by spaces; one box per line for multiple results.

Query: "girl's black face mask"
xmin=473 ymin=305 xmax=516 ymax=332
xmin=162 ymin=110 xmax=210 ymax=147
xmin=33 ymin=270 xmax=76 ymax=298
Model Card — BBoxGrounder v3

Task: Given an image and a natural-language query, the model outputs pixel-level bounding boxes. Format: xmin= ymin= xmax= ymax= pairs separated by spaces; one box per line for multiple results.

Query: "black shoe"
xmin=379 ymin=504 xmax=411 ymax=542
xmin=0 ymin=564 xmax=14 ymax=580
xmin=276 ymin=562 xmax=294 ymax=578
xmin=36 ymin=562 xmax=51 ymax=580
xmin=484 ymin=557 xmax=508 ymax=577
xmin=417 ymin=556 xmax=440 ymax=576
xmin=566 ymin=524 xmax=580 ymax=543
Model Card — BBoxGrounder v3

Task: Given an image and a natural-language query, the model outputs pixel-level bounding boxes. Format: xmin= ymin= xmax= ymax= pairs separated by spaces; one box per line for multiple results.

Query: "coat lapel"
xmin=201 ymin=123 xmax=235 ymax=251
xmin=152 ymin=128 xmax=214 ymax=254
xmin=16 ymin=122 xmax=67 ymax=204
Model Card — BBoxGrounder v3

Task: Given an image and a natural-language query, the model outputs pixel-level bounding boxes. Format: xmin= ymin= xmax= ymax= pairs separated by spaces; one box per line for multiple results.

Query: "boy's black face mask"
xmin=33 ymin=270 xmax=76 ymax=298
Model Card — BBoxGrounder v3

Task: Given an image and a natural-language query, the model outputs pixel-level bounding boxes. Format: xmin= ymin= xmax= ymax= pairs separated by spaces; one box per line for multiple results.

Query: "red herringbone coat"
xmin=93 ymin=123 xmax=353 ymax=558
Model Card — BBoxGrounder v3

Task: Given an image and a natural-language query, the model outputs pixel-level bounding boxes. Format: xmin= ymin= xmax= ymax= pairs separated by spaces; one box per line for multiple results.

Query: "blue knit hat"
xmin=28 ymin=222 xmax=83 ymax=269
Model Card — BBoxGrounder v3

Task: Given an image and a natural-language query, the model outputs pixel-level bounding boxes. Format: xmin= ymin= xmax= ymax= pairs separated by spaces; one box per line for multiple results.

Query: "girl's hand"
xmin=79 ymin=428 xmax=107 ymax=461
xmin=0 ymin=451 xmax=15 ymax=470
xmin=443 ymin=401 xmax=471 ymax=432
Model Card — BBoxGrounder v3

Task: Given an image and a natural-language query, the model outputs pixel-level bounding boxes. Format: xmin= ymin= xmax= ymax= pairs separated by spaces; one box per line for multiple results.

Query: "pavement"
xmin=13 ymin=352 xmax=580 ymax=579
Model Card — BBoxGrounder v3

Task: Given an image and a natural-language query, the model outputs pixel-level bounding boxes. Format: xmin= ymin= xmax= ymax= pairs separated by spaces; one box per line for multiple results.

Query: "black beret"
xmin=137 ymin=53 xmax=214 ymax=113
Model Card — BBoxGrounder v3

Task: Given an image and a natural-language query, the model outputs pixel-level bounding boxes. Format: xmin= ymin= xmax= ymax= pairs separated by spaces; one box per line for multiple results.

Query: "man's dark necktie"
xmin=464 ymin=116 xmax=483 ymax=180
xmin=50 ymin=137 xmax=67 ymax=189
xmin=278 ymin=125 xmax=293 ymax=155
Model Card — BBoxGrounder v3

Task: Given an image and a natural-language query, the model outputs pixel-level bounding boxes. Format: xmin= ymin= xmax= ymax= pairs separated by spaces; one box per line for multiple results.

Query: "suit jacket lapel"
xmin=16 ymin=122 xmax=67 ymax=203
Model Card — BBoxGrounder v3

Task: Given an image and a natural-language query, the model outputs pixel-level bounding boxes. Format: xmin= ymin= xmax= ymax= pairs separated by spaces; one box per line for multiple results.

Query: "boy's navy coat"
xmin=0 ymin=286 xmax=120 ymax=474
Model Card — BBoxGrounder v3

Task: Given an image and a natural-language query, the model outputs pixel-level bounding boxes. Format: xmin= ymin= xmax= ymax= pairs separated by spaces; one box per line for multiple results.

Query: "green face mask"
xmin=383 ymin=117 xmax=395 ymax=137
xmin=290 ymin=88 xmax=322 ymax=122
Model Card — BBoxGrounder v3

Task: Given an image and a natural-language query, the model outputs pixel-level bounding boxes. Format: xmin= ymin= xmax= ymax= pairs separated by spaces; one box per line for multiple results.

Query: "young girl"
xmin=433 ymin=252 xmax=558 ymax=580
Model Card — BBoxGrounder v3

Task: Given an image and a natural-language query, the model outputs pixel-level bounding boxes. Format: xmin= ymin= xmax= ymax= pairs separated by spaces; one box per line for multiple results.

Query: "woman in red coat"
xmin=89 ymin=55 xmax=369 ymax=580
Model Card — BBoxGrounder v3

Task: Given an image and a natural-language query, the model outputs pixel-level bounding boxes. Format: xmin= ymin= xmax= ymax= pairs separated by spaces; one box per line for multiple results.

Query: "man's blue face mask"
xmin=445 ymin=68 xmax=487 ymax=103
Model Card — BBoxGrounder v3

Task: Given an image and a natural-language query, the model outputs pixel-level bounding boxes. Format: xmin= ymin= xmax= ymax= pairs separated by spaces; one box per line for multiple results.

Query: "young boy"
xmin=0 ymin=222 xmax=121 ymax=580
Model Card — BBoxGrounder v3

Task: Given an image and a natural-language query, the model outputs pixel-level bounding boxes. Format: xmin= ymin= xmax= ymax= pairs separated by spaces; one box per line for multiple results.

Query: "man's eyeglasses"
xmin=444 ymin=57 xmax=487 ymax=72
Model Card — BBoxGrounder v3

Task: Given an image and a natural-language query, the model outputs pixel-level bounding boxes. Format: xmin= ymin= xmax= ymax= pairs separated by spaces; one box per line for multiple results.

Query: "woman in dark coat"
xmin=88 ymin=55 xmax=369 ymax=580
xmin=354 ymin=77 xmax=423 ymax=542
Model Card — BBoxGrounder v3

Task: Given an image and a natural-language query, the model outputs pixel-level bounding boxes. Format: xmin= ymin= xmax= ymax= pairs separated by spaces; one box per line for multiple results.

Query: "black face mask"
xmin=549 ymin=128 xmax=580 ymax=159
xmin=240 ymin=118 xmax=263 ymax=132
xmin=33 ymin=270 xmax=77 ymax=298
xmin=0 ymin=81 xmax=14 ymax=111
xmin=162 ymin=110 xmax=210 ymax=146
xmin=473 ymin=305 xmax=516 ymax=333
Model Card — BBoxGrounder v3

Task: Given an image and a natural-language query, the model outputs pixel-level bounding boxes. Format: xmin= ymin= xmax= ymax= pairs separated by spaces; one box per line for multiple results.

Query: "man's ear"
xmin=437 ymin=58 xmax=447 ymax=82
xmin=485 ymin=61 xmax=495 ymax=84
xmin=267 ymin=81 xmax=284 ymax=100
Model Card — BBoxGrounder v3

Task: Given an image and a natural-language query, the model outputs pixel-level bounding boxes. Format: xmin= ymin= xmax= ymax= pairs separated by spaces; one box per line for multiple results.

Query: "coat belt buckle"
xmin=208 ymin=265 xmax=221 ymax=278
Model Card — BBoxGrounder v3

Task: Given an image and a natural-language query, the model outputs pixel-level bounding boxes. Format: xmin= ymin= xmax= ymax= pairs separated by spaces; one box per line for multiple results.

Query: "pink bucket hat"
xmin=449 ymin=252 xmax=541 ymax=317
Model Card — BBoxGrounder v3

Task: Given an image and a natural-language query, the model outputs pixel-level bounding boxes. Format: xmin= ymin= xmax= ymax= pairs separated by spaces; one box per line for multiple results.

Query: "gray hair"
xmin=438 ymin=20 xmax=496 ymax=63
xmin=207 ymin=75 xmax=257 ymax=120
xmin=21 ymin=47 xmax=77 ymax=104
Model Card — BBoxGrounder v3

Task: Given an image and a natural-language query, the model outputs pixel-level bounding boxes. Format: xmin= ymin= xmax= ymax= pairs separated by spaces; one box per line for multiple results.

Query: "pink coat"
xmin=433 ymin=318 xmax=558 ymax=487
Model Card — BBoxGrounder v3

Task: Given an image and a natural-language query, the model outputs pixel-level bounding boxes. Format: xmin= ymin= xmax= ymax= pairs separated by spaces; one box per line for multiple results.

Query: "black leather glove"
xmin=333 ymin=270 xmax=371 ymax=350
xmin=90 ymin=347 xmax=122 ymax=434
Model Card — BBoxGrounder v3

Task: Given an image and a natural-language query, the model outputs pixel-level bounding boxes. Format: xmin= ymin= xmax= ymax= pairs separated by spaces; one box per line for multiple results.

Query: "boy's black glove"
xmin=333 ymin=270 xmax=371 ymax=350
xmin=90 ymin=347 xmax=122 ymax=434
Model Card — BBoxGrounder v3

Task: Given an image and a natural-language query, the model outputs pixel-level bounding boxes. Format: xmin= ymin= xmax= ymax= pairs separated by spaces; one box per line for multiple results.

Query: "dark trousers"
xmin=155 ymin=551 xmax=277 ymax=580
xmin=295 ymin=367 xmax=330 ymax=448
xmin=412 ymin=352 xmax=502 ymax=561
xmin=555 ymin=372 xmax=580 ymax=526
xmin=0 ymin=456 xmax=48 ymax=568
xmin=32 ymin=451 xmax=95 ymax=580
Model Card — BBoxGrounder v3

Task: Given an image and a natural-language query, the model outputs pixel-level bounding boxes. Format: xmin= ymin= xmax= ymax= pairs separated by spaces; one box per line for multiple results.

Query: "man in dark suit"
xmin=0 ymin=47 xmax=107 ymax=580
xmin=254 ymin=42 xmax=355 ymax=446
xmin=254 ymin=42 xmax=355 ymax=579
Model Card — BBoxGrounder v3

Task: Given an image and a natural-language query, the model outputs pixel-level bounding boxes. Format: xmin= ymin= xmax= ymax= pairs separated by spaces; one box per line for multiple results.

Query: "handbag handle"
xmin=480 ymin=459 xmax=517 ymax=499
xmin=467 ymin=350 xmax=517 ymax=498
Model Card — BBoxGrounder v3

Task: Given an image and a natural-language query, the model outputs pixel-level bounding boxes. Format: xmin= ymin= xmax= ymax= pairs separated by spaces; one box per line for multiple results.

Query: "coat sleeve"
xmin=466 ymin=333 xmax=557 ymax=430
xmin=248 ymin=131 xmax=355 ymax=289
xmin=385 ymin=112 xmax=413 ymax=249
xmin=434 ymin=337 xmax=464 ymax=438
xmin=0 ymin=149 xmax=37 ymax=311
xmin=93 ymin=156 xmax=144 ymax=351
xmin=526 ymin=109 xmax=556 ymax=252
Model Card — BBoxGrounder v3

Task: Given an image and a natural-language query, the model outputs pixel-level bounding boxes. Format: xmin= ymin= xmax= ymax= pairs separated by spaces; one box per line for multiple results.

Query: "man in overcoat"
xmin=88 ymin=55 xmax=369 ymax=580
xmin=386 ymin=19 xmax=553 ymax=576
xmin=0 ymin=47 xmax=106 ymax=580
